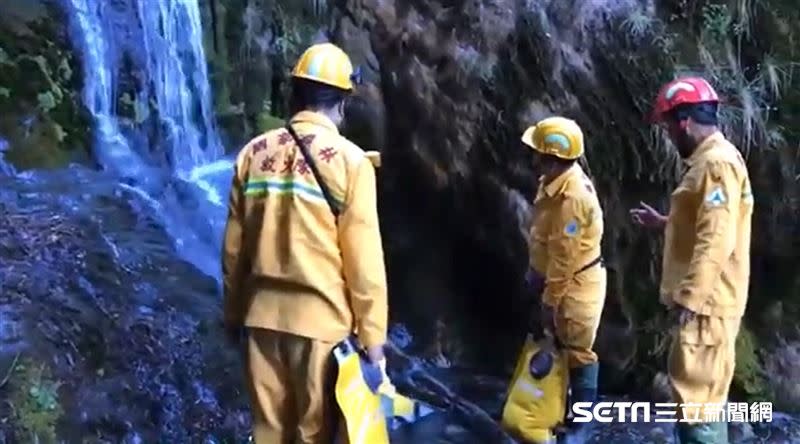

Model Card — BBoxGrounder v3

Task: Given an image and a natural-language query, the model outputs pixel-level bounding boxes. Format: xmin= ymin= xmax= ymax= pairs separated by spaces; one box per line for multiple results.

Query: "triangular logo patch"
xmin=705 ymin=187 xmax=727 ymax=206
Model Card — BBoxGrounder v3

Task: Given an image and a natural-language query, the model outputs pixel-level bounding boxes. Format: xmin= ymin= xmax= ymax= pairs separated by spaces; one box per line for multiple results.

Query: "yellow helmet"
xmin=291 ymin=43 xmax=358 ymax=91
xmin=521 ymin=117 xmax=584 ymax=160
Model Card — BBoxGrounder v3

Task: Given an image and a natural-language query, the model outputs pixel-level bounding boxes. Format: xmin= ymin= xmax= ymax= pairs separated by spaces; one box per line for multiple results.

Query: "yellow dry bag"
xmin=501 ymin=334 xmax=569 ymax=444
xmin=333 ymin=337 xmax=390 ymax=444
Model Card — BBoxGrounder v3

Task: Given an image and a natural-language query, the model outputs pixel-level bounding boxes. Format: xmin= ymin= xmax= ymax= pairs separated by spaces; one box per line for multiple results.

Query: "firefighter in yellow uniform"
xmin=524 ymin=117 xmax=607 ymax=440
xmin=631 ymin=77 xmax=754 ymax=444
xmin=221 ymin=43 xmax=388 ymax=444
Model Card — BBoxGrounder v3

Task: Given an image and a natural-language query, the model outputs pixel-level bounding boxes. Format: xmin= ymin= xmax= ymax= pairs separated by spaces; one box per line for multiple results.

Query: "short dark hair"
xmin=531 ymin=150 xmax=578 ymax=166
xmin=668 ymin=102 xmax=719 ymax=126
xmin=289 ymin=78 xmax=348 ymax=113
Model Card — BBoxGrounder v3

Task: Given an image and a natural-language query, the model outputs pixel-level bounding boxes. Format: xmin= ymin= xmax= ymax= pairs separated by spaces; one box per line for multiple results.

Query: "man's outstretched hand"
xmin=629 ymin=201 xmax=668 ymax=229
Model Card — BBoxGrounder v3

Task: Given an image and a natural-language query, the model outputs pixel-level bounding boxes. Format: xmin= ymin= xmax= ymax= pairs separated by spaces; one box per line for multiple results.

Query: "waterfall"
xmin=63 ymin=0 xmax=222 ymax=173
xmin=0 ymin=135 xmax=15 ymax=176
xmin=135 ymin=0 xmax=223 ymax=172
xmin=61 ymin=0 xmax=231 ymax=281
xmin=61 ymin=0 xmax=145 ymax=179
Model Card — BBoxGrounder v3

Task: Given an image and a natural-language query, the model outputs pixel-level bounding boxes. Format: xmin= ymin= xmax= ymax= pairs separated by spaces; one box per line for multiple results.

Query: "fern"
xmin=701 ymin=3 xmax=732 ymax=43
xmin=621 ymin=10 xmax=655 ymax=41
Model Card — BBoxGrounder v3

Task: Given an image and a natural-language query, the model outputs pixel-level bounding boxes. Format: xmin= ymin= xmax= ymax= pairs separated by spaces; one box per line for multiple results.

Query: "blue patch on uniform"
xmin=705 ymin=187 xmax=727 ymax=207
xmin=564 ymin=220 xmax=579 ymax=237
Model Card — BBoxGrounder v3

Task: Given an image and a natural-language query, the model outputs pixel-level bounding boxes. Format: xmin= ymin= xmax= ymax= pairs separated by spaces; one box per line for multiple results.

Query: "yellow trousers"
xmin=553 ymin=276 xmax=606 ymax=369
xmin=246 ymin=328 xmax=344 ymax=444
xmin=668 ymin=315 xmax=741 ymax=421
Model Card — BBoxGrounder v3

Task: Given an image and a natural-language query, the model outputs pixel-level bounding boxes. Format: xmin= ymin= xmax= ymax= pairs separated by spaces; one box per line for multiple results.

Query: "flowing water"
xmin=134 ymin=0 xmax=223 ymax=170
xmin=61 ymin=0 xmax=145 ymax=180
xmin=61 ymin=0 xmax=233 ymax=280
xmin=0 ymin=135 xmax=14 ymax=176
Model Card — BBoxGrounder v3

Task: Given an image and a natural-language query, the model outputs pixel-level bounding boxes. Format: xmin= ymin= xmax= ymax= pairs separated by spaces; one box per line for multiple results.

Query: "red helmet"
xmin=649 ymin=77 xmax=719 ymax=123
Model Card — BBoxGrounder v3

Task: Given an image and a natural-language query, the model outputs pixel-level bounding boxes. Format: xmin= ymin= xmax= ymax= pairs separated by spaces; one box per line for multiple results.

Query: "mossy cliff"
xmin=311 ymin=0 xmax=797 ymax=404
xmin=0 ymin=0 xmax=91 ymax=170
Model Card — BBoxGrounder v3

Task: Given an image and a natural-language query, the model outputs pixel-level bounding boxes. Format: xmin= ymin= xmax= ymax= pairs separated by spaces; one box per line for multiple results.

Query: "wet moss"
xmin=0 ymin=4 xmax=90 ymax=170
xmin=6 ymin=357 xmax=63 ymax=444
xmin=201 ymin=0 xmax=233 ymax=115
xmin=732 ymin=326 xmax=772 ymax=403
xmin=256 ymin=112 xmax=285 ymax=134
xmin=204 ymin=0 xmax=330 ymax=146
xmin=1 ymin=119 xmax=72 ymax=169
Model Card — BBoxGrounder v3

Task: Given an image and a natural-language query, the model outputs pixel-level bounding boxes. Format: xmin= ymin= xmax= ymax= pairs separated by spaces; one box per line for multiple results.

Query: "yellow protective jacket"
xmin=222 ymin=110 xmax=388 ymax=348
xmin=529 ymin=163 xmax=604 ymax=308
xmin=660 ymin=131 xmax=754 ymax=318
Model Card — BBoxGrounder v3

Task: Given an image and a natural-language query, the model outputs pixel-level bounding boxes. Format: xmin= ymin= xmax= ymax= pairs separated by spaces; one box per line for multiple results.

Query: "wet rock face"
xmin=765 ymin=341 xmax=800 ymax=411
xmin=328 ymin=0 xmax=800 ymax=399
xmin=0 ymin=168 xmax=250 ymax=443
xmin=328 ymin=0 xmax=678 ymax=373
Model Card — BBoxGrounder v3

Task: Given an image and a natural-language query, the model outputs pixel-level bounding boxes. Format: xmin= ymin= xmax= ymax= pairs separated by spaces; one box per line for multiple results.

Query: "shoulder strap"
xmin=285 ymin=124 xmax=340 ymax=218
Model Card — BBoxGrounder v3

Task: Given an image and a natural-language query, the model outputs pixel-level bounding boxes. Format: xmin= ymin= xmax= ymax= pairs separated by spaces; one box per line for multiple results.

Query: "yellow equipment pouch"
xmin=332 ymin=338 xmax=390 ymax=444
xmin=501 ymin=334 xmax=569 ymax=444
xmin=375 ymin=358 xmax=436 ymax=430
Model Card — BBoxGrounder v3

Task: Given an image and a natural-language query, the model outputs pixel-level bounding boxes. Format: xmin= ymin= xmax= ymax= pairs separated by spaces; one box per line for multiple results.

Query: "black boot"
xmin=557 ymin=362 xmax=599 ymax=444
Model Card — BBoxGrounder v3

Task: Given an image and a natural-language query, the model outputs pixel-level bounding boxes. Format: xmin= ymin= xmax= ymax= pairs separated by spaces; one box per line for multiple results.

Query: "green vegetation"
xmin=272 ymin=1 xmax=329 ymax=66
xmin=204 ymin=0 xmax=331 ymax=147
xmin=0 ymin=7 xmax=90 ymax=170
xmin=733 ymin=326 xmax=771 ymax=403
xmin=256 ymin=111 xmax=285 ymax=133
xmin=5 ymin=356 xmax=63 ymax=444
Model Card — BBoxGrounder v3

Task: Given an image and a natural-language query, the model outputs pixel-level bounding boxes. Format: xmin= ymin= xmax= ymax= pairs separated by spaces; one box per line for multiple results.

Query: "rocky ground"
xmin=0 ymin=167 xmax=250 ymax=443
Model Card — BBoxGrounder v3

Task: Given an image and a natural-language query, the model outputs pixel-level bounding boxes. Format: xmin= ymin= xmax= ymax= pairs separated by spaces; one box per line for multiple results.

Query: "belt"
xmin=575 ymin=255 xmax=604 ymax=275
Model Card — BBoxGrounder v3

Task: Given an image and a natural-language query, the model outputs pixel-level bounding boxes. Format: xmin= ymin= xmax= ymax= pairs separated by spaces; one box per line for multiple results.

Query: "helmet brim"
xmin=291 ymin=73 xmax=354 ymax=92
xmin=521 ymin=125 xmax=538 ymax=150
